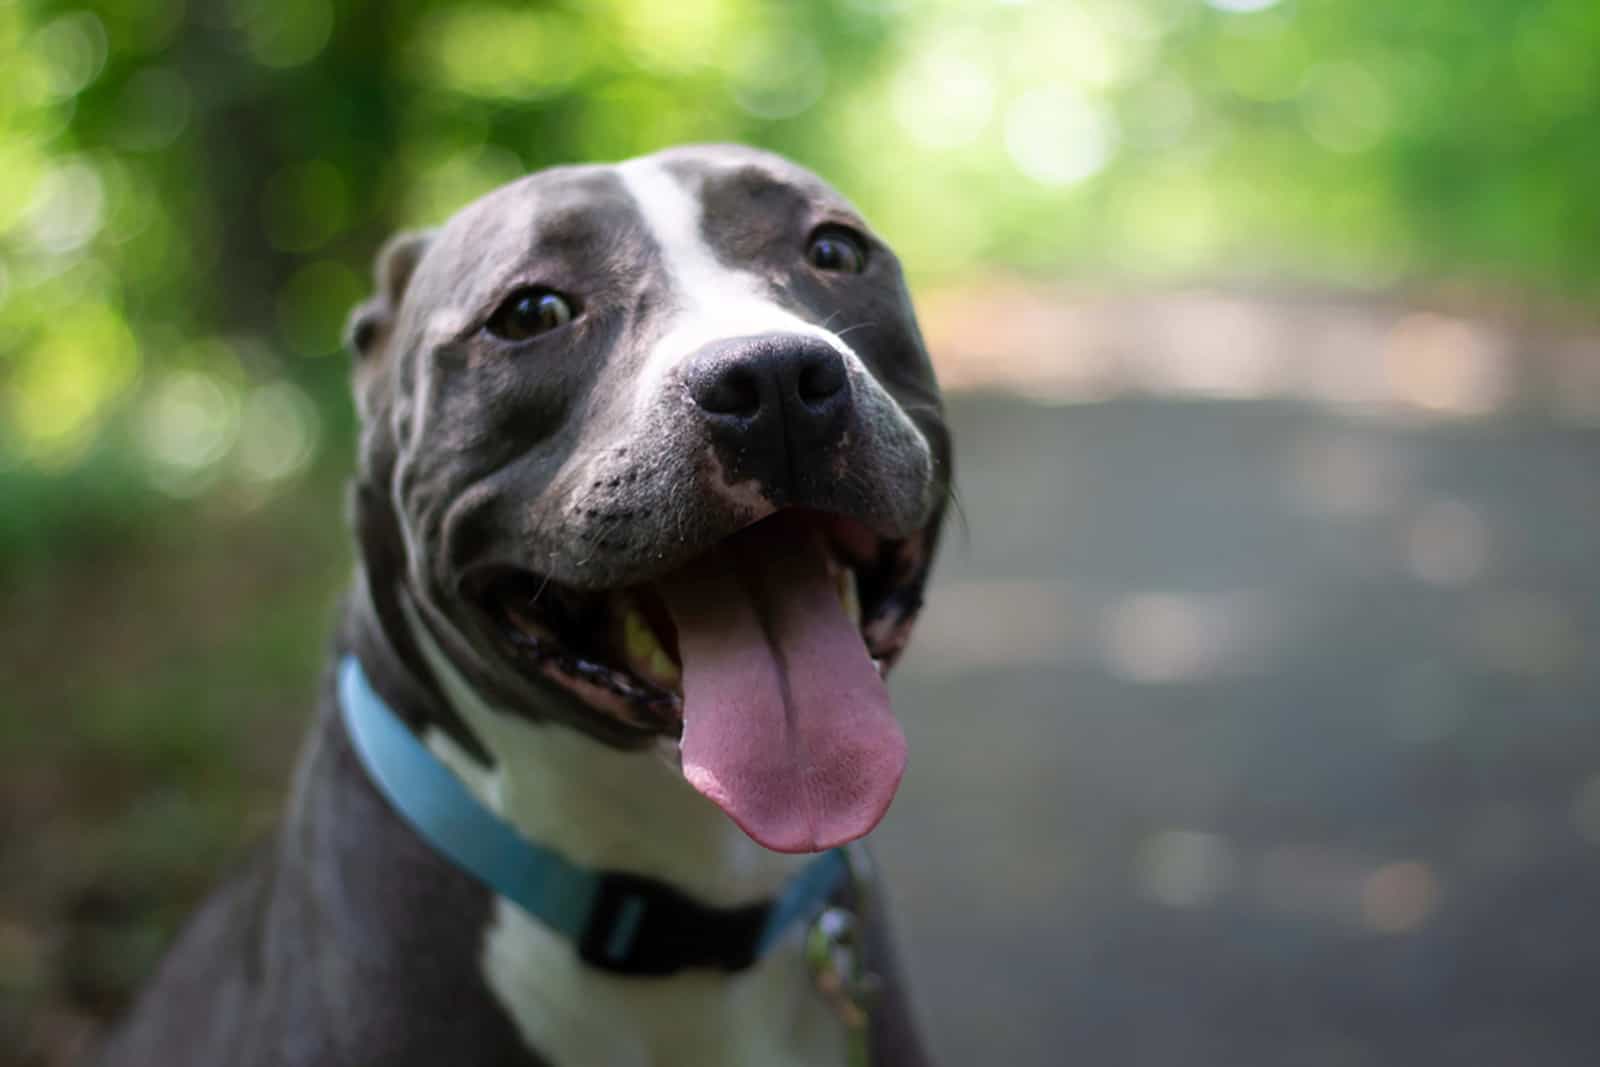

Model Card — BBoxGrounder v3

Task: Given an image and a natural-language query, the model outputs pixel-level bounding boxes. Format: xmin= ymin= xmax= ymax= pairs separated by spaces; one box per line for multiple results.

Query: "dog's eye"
xmin=485 ymin=288 xmax=576 ymax=341
xmin=806 ymin=228 xmax=867 ymax=275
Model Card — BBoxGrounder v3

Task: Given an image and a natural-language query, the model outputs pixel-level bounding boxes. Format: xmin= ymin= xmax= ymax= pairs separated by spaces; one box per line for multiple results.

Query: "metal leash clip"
xmin=806 ymin=906 xmax=881 ymax=1027
xmin=806 ymin=846 xmax=882 ymax=1066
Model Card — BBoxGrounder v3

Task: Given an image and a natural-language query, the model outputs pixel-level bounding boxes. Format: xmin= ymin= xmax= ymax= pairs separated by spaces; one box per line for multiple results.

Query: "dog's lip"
xmin=459 ymin=508 xmax=886 ymax=597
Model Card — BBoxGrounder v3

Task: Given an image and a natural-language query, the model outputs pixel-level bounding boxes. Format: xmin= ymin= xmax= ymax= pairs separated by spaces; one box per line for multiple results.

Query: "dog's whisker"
xmin=834 ymin=320 xmax=877 ymax=341
xmin=944 ymin=482 xmax=972 ymax=553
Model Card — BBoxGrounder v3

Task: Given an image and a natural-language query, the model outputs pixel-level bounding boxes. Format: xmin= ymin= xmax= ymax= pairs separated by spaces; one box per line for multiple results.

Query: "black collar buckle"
xmin=577 ymin=870 xmax=772 ymax=976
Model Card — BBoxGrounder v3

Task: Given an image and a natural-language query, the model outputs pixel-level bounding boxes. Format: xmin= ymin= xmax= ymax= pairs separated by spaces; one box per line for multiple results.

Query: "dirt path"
xmin=885 ymin=388 xmax=1600 ymax=1065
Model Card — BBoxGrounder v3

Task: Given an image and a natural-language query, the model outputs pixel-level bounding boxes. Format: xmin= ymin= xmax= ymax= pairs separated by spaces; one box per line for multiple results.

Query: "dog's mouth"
xmin=469 ymin=508 xmax=932 ymax=853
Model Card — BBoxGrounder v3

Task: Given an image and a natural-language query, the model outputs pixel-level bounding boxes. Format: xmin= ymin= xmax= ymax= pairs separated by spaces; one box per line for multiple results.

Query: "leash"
xmin=337 ymin=653 xmax=883 ymax=1051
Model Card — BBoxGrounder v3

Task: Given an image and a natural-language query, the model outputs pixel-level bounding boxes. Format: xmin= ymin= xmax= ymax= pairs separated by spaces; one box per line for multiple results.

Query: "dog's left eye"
xmin=485 ymin=288 xmax=576 ymax=342
xmin=806 ymin=228 xmax=867 ymax=275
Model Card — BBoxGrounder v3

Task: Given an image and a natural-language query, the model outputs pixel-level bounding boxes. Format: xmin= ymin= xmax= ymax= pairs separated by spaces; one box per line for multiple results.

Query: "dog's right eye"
xmin=485 ymin=288 xmax=576 ymax=342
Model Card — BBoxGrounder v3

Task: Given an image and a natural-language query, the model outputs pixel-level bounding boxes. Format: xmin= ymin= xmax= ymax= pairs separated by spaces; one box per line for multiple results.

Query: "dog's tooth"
xmin=837 ymin=568 xmax=861 ymax=627
xmin=648 ymin=646 xmax=681 ymax=689
xmin=623 ymin=607 xmax=658 ymax=668
xmin=623 ymin=604 xmax=680 ymax=689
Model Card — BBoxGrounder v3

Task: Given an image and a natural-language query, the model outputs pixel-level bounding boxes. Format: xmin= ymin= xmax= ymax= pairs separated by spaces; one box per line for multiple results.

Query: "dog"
xmin=97 ymin=144 xmax=950 ymax=1067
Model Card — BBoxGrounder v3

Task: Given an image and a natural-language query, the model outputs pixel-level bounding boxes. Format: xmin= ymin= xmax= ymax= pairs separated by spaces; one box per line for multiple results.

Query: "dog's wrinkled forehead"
xmin=412 ymin=145 xmax=862 ymax=337
xmin=650 ymin=143 xmax=863 ymax=256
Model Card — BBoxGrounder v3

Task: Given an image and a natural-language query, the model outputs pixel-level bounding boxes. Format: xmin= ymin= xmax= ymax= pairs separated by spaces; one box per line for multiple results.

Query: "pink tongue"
xmin=658 ymin=513 xmax=906 ymax=853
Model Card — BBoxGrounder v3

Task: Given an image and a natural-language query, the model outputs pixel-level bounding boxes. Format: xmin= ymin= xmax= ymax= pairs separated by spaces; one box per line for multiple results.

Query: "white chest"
xmin=480 ymin=903 xmax=847 ymax=1067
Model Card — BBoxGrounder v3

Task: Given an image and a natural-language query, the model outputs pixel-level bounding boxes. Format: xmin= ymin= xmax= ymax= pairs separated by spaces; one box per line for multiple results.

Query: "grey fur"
xmin=97 ymin=145 xmax=947 ymax=1066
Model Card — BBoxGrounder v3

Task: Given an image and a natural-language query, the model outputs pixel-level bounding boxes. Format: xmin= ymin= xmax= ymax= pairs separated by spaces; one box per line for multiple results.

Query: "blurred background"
xmin=2 ymin=0 xmax=1598 ymax=1063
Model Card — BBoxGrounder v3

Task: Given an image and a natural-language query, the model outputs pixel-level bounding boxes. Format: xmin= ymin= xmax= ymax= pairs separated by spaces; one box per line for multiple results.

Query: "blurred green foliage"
xmin=1 ymin=0 xmax=1598 ymax=555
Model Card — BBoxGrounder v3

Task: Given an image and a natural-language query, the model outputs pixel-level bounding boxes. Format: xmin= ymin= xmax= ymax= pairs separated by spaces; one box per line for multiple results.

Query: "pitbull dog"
xmin=98 ymin=144 xmax=950 ymax=1067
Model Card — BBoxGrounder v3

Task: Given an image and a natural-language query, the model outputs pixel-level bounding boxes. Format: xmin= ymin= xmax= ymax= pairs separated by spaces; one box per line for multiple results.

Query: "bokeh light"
xmin=1361 ymin=861 xmax=1439 ymax=934
xmin=891 ymin=38 xmax=994 ymax=150
xmin=236 ymin=381 xmax=319 ymax=483
xmin=24 ymin=158 xmax=105 ymax=255
xmin=1136 ymin=830 xmax=1236 ymax=909
xmin=1208 ymin=0 xmax=1283 ymax=12
xmin=136 ymin=369 xmax=240 ymax=495
xmin=231 ymin=0 xmax=334 ymax=69
xmin=1004 ymin=85 xmax=1116 ymax=186
xmin=1405 ymin=498 xmax=1490 ymax=587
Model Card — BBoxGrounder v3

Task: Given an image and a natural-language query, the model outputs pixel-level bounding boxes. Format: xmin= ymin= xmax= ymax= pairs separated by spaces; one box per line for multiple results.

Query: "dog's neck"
xmin=341 ymin=582 xmax=850 ymax=1067
xmin=365 ymin=588 xmax=809 ymax=907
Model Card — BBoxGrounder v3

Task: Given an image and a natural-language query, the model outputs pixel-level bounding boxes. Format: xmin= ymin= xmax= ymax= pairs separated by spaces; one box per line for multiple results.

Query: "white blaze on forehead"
xmin=426 ymin=307 xmax=469 ymax=344
xmin=616 ymin=158 xmax=860 ymax=411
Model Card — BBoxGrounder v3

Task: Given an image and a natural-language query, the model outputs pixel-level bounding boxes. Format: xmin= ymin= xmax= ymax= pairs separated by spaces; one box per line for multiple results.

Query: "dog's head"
xmin=346 ymin=145 xmax=950 ymax=853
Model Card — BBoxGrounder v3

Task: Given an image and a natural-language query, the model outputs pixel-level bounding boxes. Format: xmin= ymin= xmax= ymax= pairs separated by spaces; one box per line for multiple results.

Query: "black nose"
xmin=684 ymin=332 xmax=853 ymax=499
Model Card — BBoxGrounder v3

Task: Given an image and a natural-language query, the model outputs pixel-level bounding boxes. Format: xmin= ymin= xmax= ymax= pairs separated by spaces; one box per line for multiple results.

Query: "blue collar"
xmin=337 ymin=655 xmax=850 ymax=976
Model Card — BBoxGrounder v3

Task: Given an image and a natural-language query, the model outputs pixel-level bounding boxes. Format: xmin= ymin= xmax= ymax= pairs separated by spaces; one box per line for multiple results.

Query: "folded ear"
xmin=345 ymin=229 xmax=435 ymax=361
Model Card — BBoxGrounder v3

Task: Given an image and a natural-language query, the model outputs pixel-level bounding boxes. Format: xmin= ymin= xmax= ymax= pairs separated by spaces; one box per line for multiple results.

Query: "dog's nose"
xmin=688 ymin=333 xmax=849 ymax=421
xmin=685 ymin=333 xmax=852 ymax=493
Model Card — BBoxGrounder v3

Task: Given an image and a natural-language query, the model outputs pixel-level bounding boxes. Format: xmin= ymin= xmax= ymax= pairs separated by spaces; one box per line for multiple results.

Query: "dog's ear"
xmin=345 ymin=228 xmax=434 ymax=361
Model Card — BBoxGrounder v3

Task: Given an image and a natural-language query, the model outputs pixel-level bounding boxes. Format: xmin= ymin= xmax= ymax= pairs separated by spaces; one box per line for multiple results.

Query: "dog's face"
xmin=348 ymin=145 xmax=949 ymax=852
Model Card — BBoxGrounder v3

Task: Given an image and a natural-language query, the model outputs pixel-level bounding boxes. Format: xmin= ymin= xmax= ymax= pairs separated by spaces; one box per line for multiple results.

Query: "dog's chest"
xmin=481 ymin=901 xmax=848 ymax=1067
